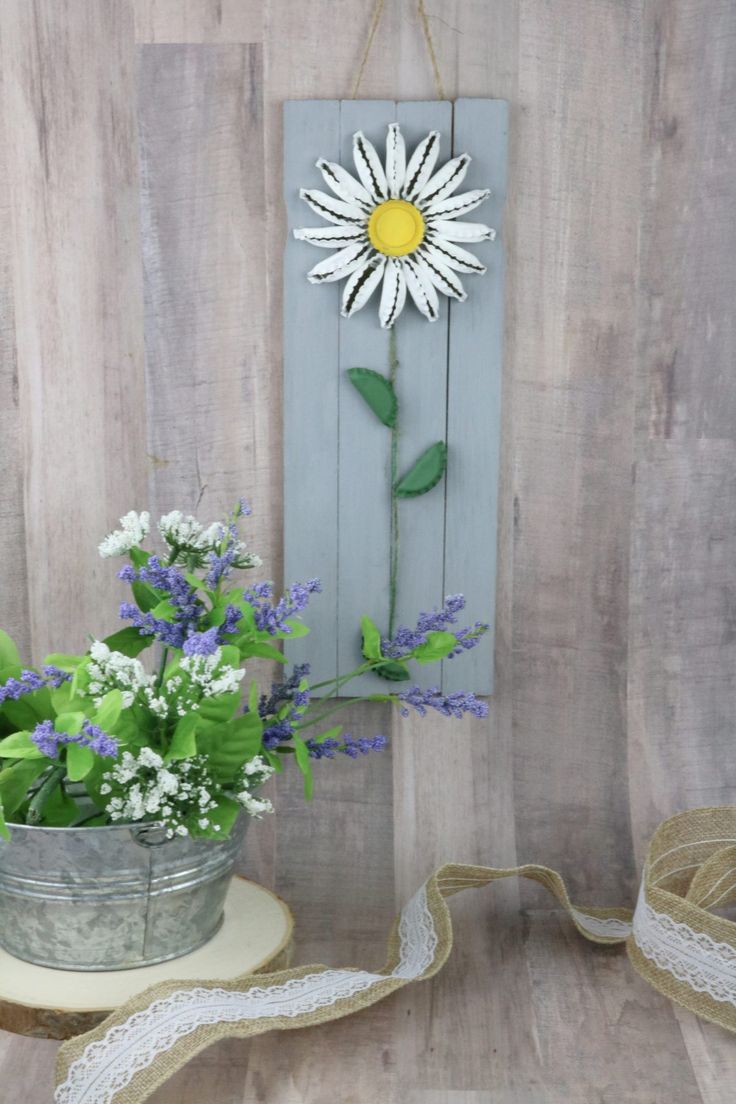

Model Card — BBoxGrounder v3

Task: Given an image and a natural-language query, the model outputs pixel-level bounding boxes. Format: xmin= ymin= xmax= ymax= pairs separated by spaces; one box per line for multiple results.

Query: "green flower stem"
xmin=26 ymin=764 xmax=66 ymax=826
xmin=388 ymin=327 xmax=400 ymax=639
xmin=298 ymin=696 xmax=375 ymax=732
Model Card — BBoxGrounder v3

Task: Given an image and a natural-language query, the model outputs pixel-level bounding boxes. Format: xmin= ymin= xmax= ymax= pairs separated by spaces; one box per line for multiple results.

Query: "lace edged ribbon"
xmin=55 ymin=806 xmax=736 ymax=1104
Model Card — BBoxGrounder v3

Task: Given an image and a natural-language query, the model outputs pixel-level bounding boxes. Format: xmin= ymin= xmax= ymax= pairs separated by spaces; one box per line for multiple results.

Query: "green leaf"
xmin=101 ymin=628 xmax=152 ymax=658
xmin=395 ymin=441 xmax=448 ymax=498
xmin=239 ymin=641 xmax=286 ymax=663
xmin=412 ymin=630 xmax=457 ymax=664
xmin=281 ymin=619 xmax=310 ymax=639
xmin=374 ymin=661 xmax=411 ymax=682
xmin=200 ymin=797 xmax=240 ymax=839
xmin=66 ymin=742 xmax=94 ymax=782
xmin=0 ymin=630 xmax=20 ymax=670
xmin=41 ymin=784 xmax=78 ymax=827
xmin=1 ymin=697 xmax=48 ymax=730
xmin=129 ymin=547 xmax=151 ymax=569
xmin=0 ymin=759 xmax=48 ymax=816
xmin=292 ymin=734 xmax=314 ymax=800
xmin=218 ymin=645 xmax=241 ymax=670
xmin=151 ymin=599 xmax=177 ymax=623
xmin=0 ymin=799 xmax=9 ymax=841
xmin=132 ymin=580 xmax=161 ymax=613
xmin=55 ymin=712 xmax=85 ymax=737
xmin=248 ymin=680 xmax=260 ymax=715
xmin=93 ymin=689 xmax=122 ymax=731
xmin=311 ymin=724 xmax=342 ymax=744
xmin=43 ymin=653 xmax=83 ymax=672
xmin=361 ymin=616 xmax=383 ymax=661
xmin=196 ymin=692 xmax=241 ymax=726
xmin=347 ymin=367 xmax=398 ymax=428
xmin=262 ymin=747 xmax=283 ymax=773
xmin=167 ymin=714 xmax=199 ymax=762
xmin=0 ymin=731 xmax=44 ymax=759
xmin=204 ymin=713 xmax=263 ymax=781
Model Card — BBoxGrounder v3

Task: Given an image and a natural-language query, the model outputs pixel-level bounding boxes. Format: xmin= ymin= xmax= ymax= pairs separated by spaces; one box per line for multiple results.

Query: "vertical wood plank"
xmin=282 ymin=99 xmax=341 ymax=684
xmin=133 ymin=0 xmax=262 ymax=43
xmin=511 ymin=0 xmax=640 ymax=902
xmin=137 ymin=43 xmax=269 ymax=543
xmin=0 ymin=0 xmax=149 ymax=660
xmin=443 ymin=98 xmax=508 ymax=695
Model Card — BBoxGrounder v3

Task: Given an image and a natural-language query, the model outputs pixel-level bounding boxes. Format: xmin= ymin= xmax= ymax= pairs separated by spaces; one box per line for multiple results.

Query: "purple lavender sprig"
xmin=118 ymin=556 xmax=205 ymax=648
xmin=381 ymin=594 xmax=489 ymax=660
xmin=397 ymin=685 xmax=489 ymax=720
xmin=243 ymin=579 xmax=321 ymax=636
xmin=30 ymin=719 xmax=119 ymax=759
xmin=0 ymin=667 xmax=71 ymax=705
xmin=307 ymin=733 xmax=388 ymax=760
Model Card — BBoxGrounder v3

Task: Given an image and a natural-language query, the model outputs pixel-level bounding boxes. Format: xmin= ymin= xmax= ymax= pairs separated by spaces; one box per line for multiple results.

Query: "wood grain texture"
xmin=0 ymin=0 xmax=734 ymax=1102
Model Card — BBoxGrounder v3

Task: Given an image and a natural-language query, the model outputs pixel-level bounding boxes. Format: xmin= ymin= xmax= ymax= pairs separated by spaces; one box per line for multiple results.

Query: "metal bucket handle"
xmin=131 ymin=824 xmax=170 ymax=848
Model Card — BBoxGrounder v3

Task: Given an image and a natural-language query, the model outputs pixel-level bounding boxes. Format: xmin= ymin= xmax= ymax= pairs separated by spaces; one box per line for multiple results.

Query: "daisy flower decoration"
xmin=293 ymin=124 xmax=496 ymax=328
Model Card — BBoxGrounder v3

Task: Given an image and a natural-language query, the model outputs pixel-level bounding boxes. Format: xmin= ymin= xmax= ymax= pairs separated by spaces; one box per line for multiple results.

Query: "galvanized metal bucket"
xmin=0 ymin=816 xmax=246 ymax=971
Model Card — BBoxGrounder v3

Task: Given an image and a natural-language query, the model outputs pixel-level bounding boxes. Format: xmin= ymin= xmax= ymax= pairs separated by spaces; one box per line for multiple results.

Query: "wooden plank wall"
xmin=0 ymin=2 xmax=735 ymax=1102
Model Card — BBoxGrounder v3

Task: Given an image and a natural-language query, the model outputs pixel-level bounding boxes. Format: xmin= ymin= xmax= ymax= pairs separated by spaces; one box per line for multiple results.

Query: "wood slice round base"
xmin=0 ymin=876 xmax=293 ymax=1040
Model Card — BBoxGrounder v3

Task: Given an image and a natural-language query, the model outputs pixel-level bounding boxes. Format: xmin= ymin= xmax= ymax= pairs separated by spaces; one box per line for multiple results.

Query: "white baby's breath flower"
xmin=87 ymin=643 xmax=153 ymax=708
xmin=98 ymin=511 xmax=150 ymax=558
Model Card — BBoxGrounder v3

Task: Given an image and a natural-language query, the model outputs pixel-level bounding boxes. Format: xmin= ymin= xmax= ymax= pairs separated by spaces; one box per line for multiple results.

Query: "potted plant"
xmin=0 ymin=501 xmax=488 ymax=971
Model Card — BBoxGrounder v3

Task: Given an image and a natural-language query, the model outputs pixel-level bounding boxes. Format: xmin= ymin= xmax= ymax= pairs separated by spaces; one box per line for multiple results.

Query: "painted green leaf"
xmin=412 ymin=630 xmax=457 ymax=664
xmin=361 ymin=616 xmax=383 ymax=661
xmin=66 ymin=742 xmax=94 ymax=782
xmin=395 ymin=441 xmax=448 ymax=498
xmin=0 ymin=630 xmax=20 ymax=670
xmin=347 ymin=367 xmax=398 ymax=428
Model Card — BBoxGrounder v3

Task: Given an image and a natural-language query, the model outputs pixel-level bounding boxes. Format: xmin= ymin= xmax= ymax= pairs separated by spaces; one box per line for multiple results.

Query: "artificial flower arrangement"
xmin=0 ymin=501 xmax=488 ymax=842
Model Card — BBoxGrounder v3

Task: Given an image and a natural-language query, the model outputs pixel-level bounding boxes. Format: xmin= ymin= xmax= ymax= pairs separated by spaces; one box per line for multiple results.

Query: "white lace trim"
xmin=55 ymin=884 xmax=437 ymax=1104
xmin=632 ymin=883 xmax=736 ymax=1005
xmin=571 ymin=909 xmax=632 ymax=940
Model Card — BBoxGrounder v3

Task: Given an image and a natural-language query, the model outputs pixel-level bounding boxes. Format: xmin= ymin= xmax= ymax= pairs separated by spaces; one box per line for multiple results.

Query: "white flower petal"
xmin=307 ymin=241 xmax=373 ymax=283
xmin=423 ymin=236 xmax=487 ymax=274
xmin=417 ymin=154 xmax=471 ymax=206
xmin=294 ymin=225 xmax=366 ymax=248
xmin=341 ymin=255 xmax=386 ymax=317
xmin=352 ymin=132 xmax=388 ymax=202
xmin=416 ymin=248 xmax=466 ymax=301
xmin=430 ymin=219 xmax=496 ymax=243
xmin=316 ymin=159 xmax=373 ymax=208
xmin=402 ymin=131 xmax=441 ymax=202
xmin=299 ymin=188 xmax=365 ymax=225
xmin=402 ymin=256 xmax=439 ymax=321
xmin=425 ymin=188 xmax=491 ymax=219
xmin=378 ymin=257 xmax=407 ymax=328
xmin=385 ymin=123 xmax=406 ymax=199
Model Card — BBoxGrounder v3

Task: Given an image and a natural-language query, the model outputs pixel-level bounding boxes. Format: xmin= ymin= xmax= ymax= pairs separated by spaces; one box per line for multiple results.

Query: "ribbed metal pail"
xmin=0 ymin=816 xmax=246 ymax=971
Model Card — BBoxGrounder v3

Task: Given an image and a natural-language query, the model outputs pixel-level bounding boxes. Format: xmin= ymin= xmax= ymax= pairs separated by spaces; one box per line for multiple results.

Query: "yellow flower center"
xmin=368 ymin=199 xmax=425 ymax=257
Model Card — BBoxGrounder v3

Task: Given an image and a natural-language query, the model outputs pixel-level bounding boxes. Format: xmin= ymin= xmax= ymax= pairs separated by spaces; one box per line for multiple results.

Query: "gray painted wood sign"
xmin=283 ymin=99 xmax=507 ymax=693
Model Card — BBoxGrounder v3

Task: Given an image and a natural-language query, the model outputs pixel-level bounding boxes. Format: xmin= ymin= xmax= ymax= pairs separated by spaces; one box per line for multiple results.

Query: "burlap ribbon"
xmin=55 ymin=807 xmax=736 ymax=1103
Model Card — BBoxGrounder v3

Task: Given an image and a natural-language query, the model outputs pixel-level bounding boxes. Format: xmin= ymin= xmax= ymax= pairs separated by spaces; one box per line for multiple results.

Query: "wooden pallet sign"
xmin=283 ymin=99 xmax=507 ymax=694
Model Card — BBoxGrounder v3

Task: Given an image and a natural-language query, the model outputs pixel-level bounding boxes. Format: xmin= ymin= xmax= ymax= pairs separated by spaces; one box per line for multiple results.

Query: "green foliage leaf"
xmin=43 ymin=653 xmax=84 ymax=672
xmin=41 ymin=784 xmax=78 ymax=827
xmin=93 ymin=689 xmax=123 ymax=731
xmin=412 ymin=630 xmax=457 ymax=664
xmin=0 ymin=799 xmax=8 ymax=840
xmin=374 ymin=661 xmax=411 ymax=682
xmin=0 ymin=759 xmax=48 ymax=816
xmin=347 ymin=367 xmax=398 ymax=428
xmin=311 ymin=724 xmax=342 ymax=745
xmin=203 ymin=713 xmax=263 ymax=781
xmin=66 ymin=742 xmax=95 ymax=782
xmin=239 ymin=641 xmax=286 ymax=663
xmin=0 ymin=731 xmax=44 ymax=759
xmin=55 ymin=712 xmax=85 ymax=737
xmin=292 ymin=733 xmax=314 ymax=800
xmin=167 ymin=714 xmax=199 ymax=762
xmin=361 ymin=616 xmax=383 ymax=661
xmin=101 ymin=627 xmax=152 ymax=658
xmin=0 ymin=630 xmax=20 ymax=670
xmin=129 ymin=547 xmax=151 ymax=569
xmin=198 ymin=797 xmax=240 ymax=839
xmin=196 ymin=692 xmax=241 ymax=726
xmin=1 ymin=695 xmax=49 ymax=730
xmin=395 ymin=441 xmax=448 ymax=498
xmin=151 ymin=599 xmax=177 ymax=623
xmin=132 ymin=580 xmax=161 ymax=613
xmin=248 ymin=680 xmax=259 ymax=715
xmin=280 ymin=619 xmax=310 ymax=639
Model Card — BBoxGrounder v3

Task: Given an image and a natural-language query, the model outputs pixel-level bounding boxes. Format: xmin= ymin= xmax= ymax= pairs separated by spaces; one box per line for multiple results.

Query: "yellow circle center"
xmin=368 ymin=199 xmax=425 ymax=257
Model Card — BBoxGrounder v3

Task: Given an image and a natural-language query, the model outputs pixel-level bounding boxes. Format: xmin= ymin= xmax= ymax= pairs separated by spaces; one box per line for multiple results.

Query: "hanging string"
xmin=351 ymin=0 xmax=448 ymax=100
